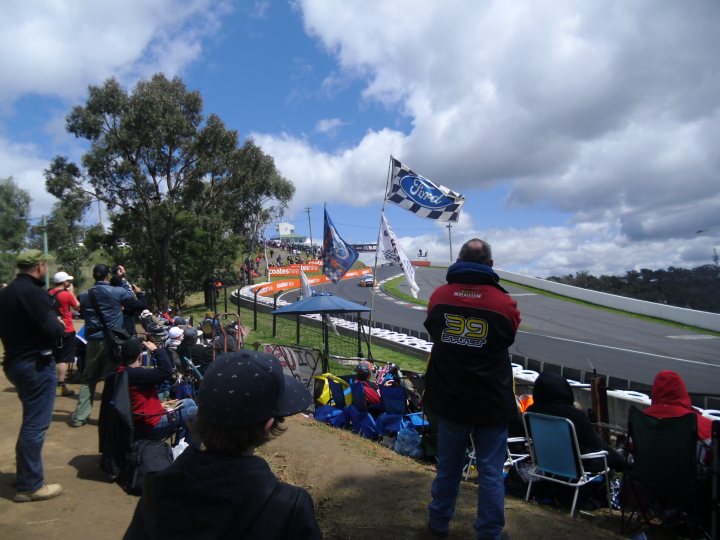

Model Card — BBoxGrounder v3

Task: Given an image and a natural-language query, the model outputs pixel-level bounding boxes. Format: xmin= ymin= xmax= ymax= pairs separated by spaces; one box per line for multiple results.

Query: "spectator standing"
xmin=124 ymin=351 xmax=321 ymax=539
xmin=0 ymin=249 xmax=65 ymax=502
xmin=111 ymin=265 xmax=146 ymax=336
xmin=423 ymin=239 xmax=520 ymax=539
xmin=71 ymin=263 xmax=146 ymax=427
xmin=49 ymin=271 xmax=80 ymax=397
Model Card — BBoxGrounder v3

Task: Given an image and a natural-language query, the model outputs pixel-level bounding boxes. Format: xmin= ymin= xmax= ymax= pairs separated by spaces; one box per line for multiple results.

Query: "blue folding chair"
xmin=523 ymin=412 xmax=611 ymax=517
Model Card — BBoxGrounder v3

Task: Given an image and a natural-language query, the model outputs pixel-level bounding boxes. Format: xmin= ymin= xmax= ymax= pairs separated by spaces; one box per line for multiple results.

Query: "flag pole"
xmin=367 ymin=156 xmax=394 ymax=340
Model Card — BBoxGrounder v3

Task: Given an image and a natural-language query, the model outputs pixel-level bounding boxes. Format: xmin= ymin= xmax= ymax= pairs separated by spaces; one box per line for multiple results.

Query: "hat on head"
xmin=121 ymin=338 xmax=144 ymax=364
xmin=196 ymin=351 xmax=312 ymax=427
xmin=53 ymin=271 xmax=74 ymax=284
xmin=183 ymin=327 xmax=199 ymax=343
xmin=355 ymin=360 xmax=372 ymax=375
xmin=140 ymin=309 xmax=152 ymax=318
xmin=16 ymin=249 xmax=45 ymax=268
xmin=167 ymin=326 xmax=183 ymax=340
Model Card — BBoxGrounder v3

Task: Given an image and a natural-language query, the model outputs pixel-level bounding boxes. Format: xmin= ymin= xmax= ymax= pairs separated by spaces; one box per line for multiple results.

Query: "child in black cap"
xmin=124 ymin=351 xmax=321 ymax=540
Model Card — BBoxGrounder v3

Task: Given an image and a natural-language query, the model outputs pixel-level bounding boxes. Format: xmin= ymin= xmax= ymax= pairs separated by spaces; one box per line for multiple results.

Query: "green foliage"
xmin=549 ymin=265 xmax=720 ymax=314
xmin=47 ymin=74 xmax=294 ymax=308
xmin=0 ymin=177 xmax=31 ymax=282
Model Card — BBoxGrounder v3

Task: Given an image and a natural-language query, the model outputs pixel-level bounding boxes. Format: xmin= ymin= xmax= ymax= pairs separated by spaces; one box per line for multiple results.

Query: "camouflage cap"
xmin=16 ymin=249 xmax=46 ymax=268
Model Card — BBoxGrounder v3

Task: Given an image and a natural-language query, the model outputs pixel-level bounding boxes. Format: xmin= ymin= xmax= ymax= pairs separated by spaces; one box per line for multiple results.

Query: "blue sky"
xmin=2 ymin=0 xmax=719 ymax=277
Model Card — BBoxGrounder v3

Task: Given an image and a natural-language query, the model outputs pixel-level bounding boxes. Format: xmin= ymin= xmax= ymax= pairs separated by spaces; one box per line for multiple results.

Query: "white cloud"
xmin=0 ymin=0 xmax=229 ymax=104
xmin=0 ymin=137 xmax=56 ymax=216
xmin=255 ymin=0 xmax=720 ymax=274
xmin=314 ymin=118 xmax=348 ymax=135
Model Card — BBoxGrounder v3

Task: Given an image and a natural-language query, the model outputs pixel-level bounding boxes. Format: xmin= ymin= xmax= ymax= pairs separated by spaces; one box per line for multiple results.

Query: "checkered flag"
xmin=386 ymin=157 xmax=465 ymax=222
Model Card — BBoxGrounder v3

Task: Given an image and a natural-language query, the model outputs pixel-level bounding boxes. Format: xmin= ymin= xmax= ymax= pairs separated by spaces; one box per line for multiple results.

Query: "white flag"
xmin=379 ymin=212 xmax=420 ymax=298
xmin=300 ymin=268 xmax=314 ymax=299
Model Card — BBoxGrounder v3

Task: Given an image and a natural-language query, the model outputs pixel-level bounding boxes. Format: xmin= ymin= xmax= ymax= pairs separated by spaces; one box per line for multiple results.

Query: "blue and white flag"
xmin=379 ymin=212 xmax=419 ymax=298
xmin=300 ymin=268 xmax=315 ymax=299
xmin=322 ymin=206 xmax=359 ymax=283
xmin=386 ymin=157 xmax=465 ymax=222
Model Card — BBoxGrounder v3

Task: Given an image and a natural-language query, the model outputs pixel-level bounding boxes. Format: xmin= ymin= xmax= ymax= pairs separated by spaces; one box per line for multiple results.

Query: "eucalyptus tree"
xmin=46 ymin=74 xmax=294 ymax=307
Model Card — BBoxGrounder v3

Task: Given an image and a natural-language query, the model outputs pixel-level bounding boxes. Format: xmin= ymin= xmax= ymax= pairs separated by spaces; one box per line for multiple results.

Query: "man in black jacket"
xmin=0 ymin=250 xmax=66 ymax=502
xmin=424 ymin=239 xmax=520 ymax=539
xmin=124 ymin=351 xmax=322 ymax=539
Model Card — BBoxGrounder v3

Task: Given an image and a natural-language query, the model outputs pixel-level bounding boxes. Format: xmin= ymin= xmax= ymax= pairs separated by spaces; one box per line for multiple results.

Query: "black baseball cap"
xmin=196 ymin=351 xmax=312 ymax=427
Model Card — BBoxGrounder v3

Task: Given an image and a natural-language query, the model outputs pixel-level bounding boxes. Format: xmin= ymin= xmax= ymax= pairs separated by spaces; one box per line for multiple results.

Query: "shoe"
xmin=58 ymin=384 xmax=75 ymax=397
xmin=14 ymin=483 xmax=63 ymax=503
xmin=427 ymin=523 xmax=449 ymax=538
xmin=69 ymin=418 xmax=87 ymax=428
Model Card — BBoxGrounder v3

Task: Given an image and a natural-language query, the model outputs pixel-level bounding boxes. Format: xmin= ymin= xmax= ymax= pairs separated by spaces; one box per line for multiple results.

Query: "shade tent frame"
xmin=272 ymin=292 xmax=372 ymax=372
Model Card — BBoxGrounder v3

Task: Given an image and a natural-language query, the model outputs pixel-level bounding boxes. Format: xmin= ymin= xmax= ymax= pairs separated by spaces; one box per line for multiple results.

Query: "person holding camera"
xmin=71 ymin=264 xmax=146 ymax=428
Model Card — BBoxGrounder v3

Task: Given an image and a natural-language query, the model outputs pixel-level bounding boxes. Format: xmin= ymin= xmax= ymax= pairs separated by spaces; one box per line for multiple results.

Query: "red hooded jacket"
xmin=642 ymin=370 xmax=711 ymax=441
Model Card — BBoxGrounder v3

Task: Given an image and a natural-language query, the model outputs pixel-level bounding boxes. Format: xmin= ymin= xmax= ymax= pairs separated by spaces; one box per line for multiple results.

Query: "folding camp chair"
xmin=463 ymin=436 xmax=529 ymax=481
xmin=620 ymin=407 xmax=705 ymax=536
xmin=523 ymin=412 xmax=611 ymax=517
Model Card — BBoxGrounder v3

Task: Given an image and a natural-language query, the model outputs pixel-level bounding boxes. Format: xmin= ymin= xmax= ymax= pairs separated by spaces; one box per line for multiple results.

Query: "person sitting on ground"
xmin=119 ymin=338 xmax=198 ymax=448
xmin=123 ymin=351 xmax=321 ymax=540
xmin=526 ymin=371 xmax=623 ymax=471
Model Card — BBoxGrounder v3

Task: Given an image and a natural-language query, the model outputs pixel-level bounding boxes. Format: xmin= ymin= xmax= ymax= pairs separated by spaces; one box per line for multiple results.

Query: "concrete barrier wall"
xmin=494 ymin=268 xmax=720 ymax=332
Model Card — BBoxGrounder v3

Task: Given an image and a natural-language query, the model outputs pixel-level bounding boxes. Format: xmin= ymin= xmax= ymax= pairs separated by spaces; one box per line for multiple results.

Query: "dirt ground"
xmin=0 ymin=369 xmax=634 ymax=540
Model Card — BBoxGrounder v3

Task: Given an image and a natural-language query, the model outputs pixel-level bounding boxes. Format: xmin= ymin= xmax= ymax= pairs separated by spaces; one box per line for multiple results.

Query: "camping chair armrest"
xmin=579 ymin=450 xmax=608 ymax=460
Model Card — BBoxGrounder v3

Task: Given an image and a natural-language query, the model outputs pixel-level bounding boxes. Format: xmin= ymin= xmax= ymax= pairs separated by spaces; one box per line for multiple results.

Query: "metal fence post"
xmin=253 ymin=291 xmax=258 ymax=331
xmin=272 ymin=293 xmax=278 ymax=337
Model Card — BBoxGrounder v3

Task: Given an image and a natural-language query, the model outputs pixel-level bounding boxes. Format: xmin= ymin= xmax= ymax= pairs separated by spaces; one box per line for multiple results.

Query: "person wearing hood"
xmin=424 ymin=239 xmax=521 ymax=539
xmin=642 ymin=370 xmax=711 ymax=442
xmin=123 ymin=351 xmax=321 ymax=540
xmin=526 ymin=372 xmax=623 ymax=471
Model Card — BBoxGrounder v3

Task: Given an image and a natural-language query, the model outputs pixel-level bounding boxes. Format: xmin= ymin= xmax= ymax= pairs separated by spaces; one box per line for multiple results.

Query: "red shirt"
xmin=49 ymin=287 xmax=79 ymax=333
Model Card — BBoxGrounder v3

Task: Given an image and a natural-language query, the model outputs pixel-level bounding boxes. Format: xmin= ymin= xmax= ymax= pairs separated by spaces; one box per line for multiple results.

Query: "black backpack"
xmin=122 ymin=439 xmax=173 ymax=495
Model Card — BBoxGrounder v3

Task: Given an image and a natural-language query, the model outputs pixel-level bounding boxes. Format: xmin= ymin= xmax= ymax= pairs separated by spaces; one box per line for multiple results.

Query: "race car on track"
xmin=358 ymin=275 xmax=375 ymax=287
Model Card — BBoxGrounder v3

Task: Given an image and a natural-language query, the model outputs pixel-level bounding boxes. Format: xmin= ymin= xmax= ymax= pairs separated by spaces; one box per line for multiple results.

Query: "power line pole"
xmin=305 ymin=207 xmax=313 ymax=253
xmin=447 ymin=223 xmax=453 ymax=262
xmin=42 ymin=215 xmax=49 ymax=289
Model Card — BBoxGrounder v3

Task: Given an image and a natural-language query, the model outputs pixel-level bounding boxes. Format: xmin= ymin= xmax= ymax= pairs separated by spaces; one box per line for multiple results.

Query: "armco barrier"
xmin=494 ymin=268 xmax=720 ymax=332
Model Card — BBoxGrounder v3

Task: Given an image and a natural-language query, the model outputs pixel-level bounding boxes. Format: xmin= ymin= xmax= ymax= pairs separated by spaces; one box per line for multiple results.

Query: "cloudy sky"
xmin=2 ymin=0 xmax=719 ymax=277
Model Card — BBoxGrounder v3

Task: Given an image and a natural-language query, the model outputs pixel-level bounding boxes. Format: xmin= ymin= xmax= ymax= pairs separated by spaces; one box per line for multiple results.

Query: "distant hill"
xmin=548 ymin=264 xmax=720 ymax=314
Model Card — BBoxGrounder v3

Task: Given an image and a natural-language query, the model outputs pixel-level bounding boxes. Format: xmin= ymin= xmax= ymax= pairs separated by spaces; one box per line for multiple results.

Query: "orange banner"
xmin=268 ymin=263 xmax=323 ymax=277
xmin=252 ymin=268 xmax=372 ymax=297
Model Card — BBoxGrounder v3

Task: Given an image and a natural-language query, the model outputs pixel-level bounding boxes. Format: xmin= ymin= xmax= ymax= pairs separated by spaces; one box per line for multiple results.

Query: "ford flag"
xmin=386 ymin=157 xmax=465 ymax=222
xmin=322 ymin=206 xmax=359 ymax=283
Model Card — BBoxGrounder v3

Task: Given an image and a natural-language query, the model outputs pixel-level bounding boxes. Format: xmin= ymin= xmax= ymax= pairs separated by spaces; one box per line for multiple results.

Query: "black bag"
xmin=123 ymin=439 xmax=173 ymax=495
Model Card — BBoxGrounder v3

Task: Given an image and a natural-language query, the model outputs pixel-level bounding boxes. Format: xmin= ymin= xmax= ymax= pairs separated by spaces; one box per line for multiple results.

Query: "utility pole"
xmin=305 ymin=207 xmax=313 ymax=253
xmin=447 ymin=223 xmax=453 ymax=262
xmin=42 ymin=215 xmax=49 ymax=289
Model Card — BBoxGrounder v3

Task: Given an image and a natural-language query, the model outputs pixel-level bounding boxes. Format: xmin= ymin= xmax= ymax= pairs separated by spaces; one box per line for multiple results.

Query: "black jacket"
xmin=0 ymin=273 xmax=65 ymax=363
xmin=526 ymin=372 xmax=623 ymax=470
xmin=124 ymin=448 xmax=322 ymax=540
xmin=423 ymin=262 xmax=521 ymax=426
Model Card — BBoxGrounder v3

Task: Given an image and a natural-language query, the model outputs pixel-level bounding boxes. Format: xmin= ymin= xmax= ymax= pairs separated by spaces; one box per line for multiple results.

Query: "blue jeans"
xmin=144 ymin=398 xmax=199 ymax=449
xmin=429 ymin=415 xmax=508 ymax=540
xmin=4 ymin=356 xmax=57 ymax=492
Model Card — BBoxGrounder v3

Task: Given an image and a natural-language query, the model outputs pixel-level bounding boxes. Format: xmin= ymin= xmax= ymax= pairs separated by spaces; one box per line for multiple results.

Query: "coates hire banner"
xmin=252 ymin=268 xmax=372 ymax=297
xmin=268 ymin=262 xmax=323 ymax=277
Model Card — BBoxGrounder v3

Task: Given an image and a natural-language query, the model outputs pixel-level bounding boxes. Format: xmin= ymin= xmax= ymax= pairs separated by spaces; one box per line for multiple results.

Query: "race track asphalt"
xmin=314 ymin=265 xmax=720 ymax=396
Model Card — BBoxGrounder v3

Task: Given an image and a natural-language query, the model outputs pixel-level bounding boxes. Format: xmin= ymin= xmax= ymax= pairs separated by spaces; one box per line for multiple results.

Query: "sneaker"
xmin=14 ymin=483 xmax=63 ymax=503
xmin=427 ymin=523 xmax=449 ymax=538
xmin=58 ymin=384 xmax=75 ymax=397
xmin=69 ymin=418 xmax=87 ymax=428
